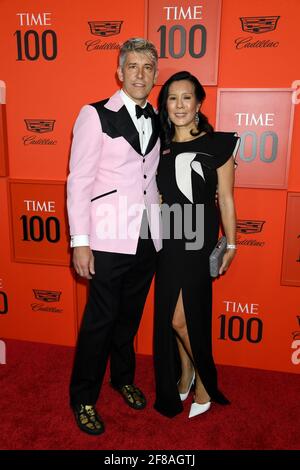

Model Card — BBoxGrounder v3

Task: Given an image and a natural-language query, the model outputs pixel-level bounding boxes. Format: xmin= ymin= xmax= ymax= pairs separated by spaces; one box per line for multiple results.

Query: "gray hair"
xmin=119 ymin=38 xmax=158 ymax=69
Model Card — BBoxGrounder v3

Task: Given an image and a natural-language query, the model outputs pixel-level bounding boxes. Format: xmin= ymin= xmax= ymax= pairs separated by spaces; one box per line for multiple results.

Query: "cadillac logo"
xmin=240 ymin=16 xmax=280 ymax=34
xmin=24 ymin=119 xmax=55 ymax=133
xmin=237 ymin=220 xmax=265 ymax=234
xmin=88 ymin=21 xmax=123 ymax=37
xmin=33 ymin=289 xmax=61 ymax=302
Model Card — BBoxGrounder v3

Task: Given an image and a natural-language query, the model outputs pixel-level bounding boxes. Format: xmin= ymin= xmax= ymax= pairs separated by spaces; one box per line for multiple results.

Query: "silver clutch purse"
xmin=209 ymin=236 xmax=227 ymax=277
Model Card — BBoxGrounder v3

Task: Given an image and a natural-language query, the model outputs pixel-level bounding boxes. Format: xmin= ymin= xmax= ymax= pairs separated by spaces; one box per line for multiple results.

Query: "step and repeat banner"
xmin=0 ymin=0 xmax=299 ymax=373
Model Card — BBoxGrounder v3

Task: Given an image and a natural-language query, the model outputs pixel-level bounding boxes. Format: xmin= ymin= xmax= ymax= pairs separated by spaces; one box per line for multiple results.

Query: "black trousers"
xmin=69 ymin=231 xmax=156 ymax=407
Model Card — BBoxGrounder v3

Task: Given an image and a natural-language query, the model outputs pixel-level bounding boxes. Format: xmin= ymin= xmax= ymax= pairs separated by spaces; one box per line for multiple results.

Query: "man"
xmin=67 ymin=38 xmax=161 ymax=435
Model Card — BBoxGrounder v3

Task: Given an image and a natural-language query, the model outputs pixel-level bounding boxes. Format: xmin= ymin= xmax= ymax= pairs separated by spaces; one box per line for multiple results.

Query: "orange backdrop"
xmin=0 ymin=0 xmax=299 ymax=373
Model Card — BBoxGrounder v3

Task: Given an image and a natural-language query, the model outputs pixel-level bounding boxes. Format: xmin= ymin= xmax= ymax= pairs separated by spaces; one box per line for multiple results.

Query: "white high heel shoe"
xmin=189 ymin=399 xmax=211 ymax=418
xmin=178 ymin=370 xmax=195 ymax=401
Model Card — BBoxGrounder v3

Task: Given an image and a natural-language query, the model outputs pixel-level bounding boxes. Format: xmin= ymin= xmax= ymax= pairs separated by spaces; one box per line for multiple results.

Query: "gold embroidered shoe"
xmin=112 ymin=384 xmax=146 ymax=410
xmin=73 ymin=404 xmax=105 ymax=435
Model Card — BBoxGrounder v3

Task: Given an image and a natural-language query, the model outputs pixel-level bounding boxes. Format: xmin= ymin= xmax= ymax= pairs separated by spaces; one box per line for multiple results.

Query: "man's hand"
xmin=73 ymin=246 xmax=95 ymax=279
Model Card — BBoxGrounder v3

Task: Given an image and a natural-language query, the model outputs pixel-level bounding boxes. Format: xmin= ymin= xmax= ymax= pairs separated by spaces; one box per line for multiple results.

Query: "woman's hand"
xmin=219 ymin=248 xmax=236 ymax=275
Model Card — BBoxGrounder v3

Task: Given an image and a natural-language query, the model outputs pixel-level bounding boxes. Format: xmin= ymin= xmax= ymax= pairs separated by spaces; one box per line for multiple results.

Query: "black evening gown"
xmin=154 ymin=131 xmax=239 ymax=418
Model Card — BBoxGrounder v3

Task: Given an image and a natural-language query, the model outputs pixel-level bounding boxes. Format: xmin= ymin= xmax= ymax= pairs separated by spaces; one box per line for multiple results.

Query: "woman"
xmin=154 ymin=71 xmax=240 ymax=418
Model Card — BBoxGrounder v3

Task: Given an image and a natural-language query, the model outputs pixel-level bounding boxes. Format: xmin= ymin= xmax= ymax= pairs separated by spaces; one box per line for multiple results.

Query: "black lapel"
xmin=92 ymin=100 xmax=159 ymax=156
xmin=107 ymin=105 xmax=141 ymax=155
xmin=145 ymin=112 xmax=160 ymax=155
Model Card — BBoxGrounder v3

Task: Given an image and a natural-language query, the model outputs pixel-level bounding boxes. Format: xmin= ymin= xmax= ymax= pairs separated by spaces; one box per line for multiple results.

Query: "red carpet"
xmin=0 ymin=338 xmax=299 ymax=450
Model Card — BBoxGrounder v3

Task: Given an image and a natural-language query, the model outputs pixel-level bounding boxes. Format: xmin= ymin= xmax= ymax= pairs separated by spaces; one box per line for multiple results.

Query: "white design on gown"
xmin=175 ymin=152 xmax=209 ymax=202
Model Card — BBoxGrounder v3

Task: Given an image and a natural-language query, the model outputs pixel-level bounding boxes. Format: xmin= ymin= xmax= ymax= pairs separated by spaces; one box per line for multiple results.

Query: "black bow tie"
xmin=135 ymin=103 xmax=153 ymax=119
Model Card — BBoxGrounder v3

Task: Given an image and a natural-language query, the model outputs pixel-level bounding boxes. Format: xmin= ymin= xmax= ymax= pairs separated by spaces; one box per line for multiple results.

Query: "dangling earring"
xmin=194 ymin=112 xmax=199 ymax=126
xmin=167 ymin=117 xmax=171 ymax=127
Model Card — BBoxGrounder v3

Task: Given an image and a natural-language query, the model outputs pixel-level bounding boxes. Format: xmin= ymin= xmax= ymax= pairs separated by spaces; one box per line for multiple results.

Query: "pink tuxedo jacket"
xmin=67 ymin=91 xmax=162 ymax=254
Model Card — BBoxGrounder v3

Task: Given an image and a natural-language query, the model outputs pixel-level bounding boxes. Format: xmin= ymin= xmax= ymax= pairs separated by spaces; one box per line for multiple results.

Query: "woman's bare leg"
xmin=172 ymin=290 xmax=210 ymax=403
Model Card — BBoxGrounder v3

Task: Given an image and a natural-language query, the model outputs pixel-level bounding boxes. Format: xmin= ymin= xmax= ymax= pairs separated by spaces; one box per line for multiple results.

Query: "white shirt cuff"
xmin=70 ymin=235 xmax=89 ymax=248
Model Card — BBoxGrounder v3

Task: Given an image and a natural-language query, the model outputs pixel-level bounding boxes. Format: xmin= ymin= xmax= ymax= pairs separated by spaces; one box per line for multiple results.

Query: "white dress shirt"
xmin=70 ymin=90 xmax=153 ymax=248
xmin=120 ymin=89 xmax=152 ymax=154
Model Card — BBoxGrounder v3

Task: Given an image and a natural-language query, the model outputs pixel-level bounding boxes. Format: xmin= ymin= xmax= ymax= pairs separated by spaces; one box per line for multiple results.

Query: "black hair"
xmin=157 ymin=71 xmax=214 ymax=146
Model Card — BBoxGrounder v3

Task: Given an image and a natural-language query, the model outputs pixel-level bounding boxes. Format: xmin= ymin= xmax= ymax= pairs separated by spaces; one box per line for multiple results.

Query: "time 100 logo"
xmin=235 ymin=112 xmax=280 ymax=163
xmin=0 ymin=278 xmax=8 ymax=315
xmin=218 ymin=302 xmax=263 ymax=343
xmin=14 ymin=12 xmax=57 ymax=61
xmin=156 ymin=5 xmax=207 ymax=59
